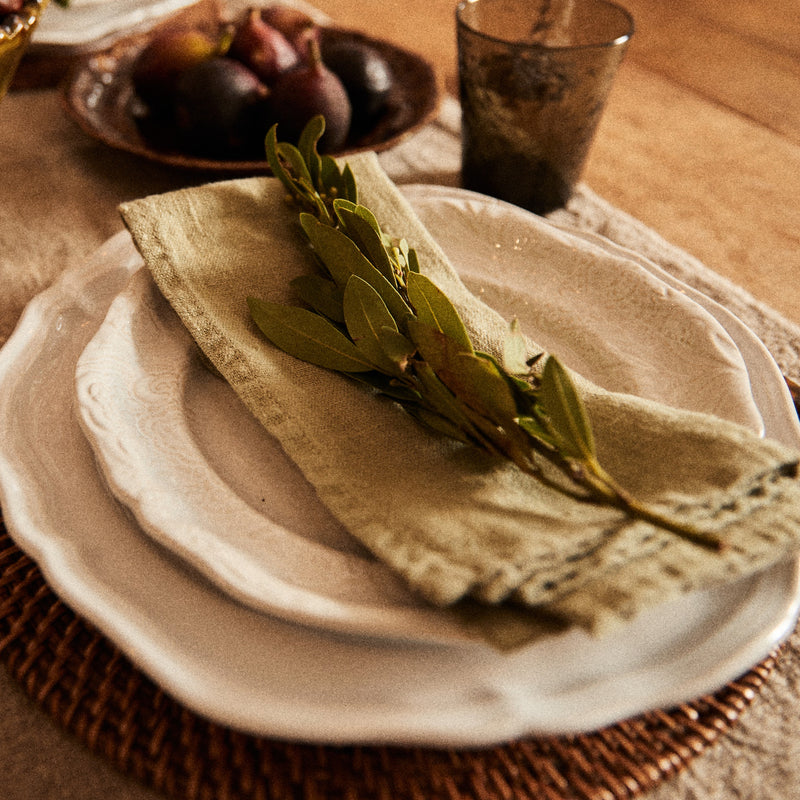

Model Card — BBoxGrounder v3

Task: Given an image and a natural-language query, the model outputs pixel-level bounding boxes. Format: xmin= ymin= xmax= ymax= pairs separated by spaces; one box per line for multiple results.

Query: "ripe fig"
xmin=131 ymin=27 xmax=220 ymax=111
xmin=259 ymin=5 xmax=318 ymax=53
xmin=230 ymin=7 xmax=299 ymax=83
xmin=173 ymin=56 xmax=271 ymax=159
xmin=268 ymin=39 xmax=351 ymax=152
xmin=320 ymin=36 xmax=393 ymax=133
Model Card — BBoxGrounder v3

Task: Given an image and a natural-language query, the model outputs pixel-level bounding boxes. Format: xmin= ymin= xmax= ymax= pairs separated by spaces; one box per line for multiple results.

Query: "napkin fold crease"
xmin=119 ymin=154 xmax=800 ymax=640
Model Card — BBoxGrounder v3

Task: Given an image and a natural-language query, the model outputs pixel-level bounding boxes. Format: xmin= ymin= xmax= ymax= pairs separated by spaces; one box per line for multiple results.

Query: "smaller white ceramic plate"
xmin=33 ymin=0 xmax=201 ymax=48
xmin=75 ymin=269 xmax=469 ymax=644
xmin=406 ymin=185 xmax=799 ymax=445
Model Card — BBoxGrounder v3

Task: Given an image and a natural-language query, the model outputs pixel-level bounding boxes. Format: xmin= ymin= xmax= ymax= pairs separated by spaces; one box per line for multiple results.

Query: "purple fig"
xmin=230 ymin=7 xmax=299 ymax=83
xmin=320 ymin=36 xmax=393 ymax=133
xmin=173 ymin=56 xmax=271 ymax=159
xmin=132 ymin=27 xmax=220 ymax=110
xmin=268 ymin=39 xmax=351 ymax=152
xmin=259 ymin=5 xmax=319 ymax=53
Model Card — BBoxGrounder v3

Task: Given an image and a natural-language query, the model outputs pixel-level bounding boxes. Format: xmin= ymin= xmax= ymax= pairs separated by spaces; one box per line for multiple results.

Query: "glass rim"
xmin=455 ymin=0 xmax=635 ymax=53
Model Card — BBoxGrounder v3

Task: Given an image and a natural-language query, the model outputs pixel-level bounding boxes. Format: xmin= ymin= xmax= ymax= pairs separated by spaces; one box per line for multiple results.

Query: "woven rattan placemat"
xmin=0 ymin=521 xmax=786 ymax=800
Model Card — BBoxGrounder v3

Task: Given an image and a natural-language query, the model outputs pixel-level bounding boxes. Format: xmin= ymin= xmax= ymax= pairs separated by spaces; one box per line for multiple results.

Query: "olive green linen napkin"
xmin=119 ymin=153 xmax=800 ymax=636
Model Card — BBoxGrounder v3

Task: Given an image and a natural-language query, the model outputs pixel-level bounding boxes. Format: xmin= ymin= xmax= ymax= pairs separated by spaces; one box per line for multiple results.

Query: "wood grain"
xmin=621 ymin=0 xmax=800 ymax=142
xmin=584 ymin=62 xmax=800 ymax=322
xmin=312 ymin=0 xmax=800 ymax=327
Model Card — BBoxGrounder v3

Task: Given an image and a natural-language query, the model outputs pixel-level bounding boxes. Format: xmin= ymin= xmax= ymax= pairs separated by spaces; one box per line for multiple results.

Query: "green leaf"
xmin=538 ymin=356 xmax=596 ymax=461
xmin=476 ymin=350 xmax=539 ymax=421
xmin=476 ymin=350 xmax=532 ymax=390
xmin=397 ymin=239 xmax=411 ymax=266
xmin=247 ymin=296 xmax=374 ymax=372
xmin=319 ymin=155 xmax=355 ymax=203
xmin=377 ymin=326 xmax=416 ymax=366
xmin=290 ymin=274 xmax=345 ymax=322
xmin=406 ymin=320 xmax=516 ymax=425
xmin=443 ymin=352 xmax=519 ymax=423
xmin=406 ymin=272 xmax=473 ymax=353
xmin=331 ymin=197 xmax=358 ymax=219
xmin=342 ymin=276 xmax=403 ymax=374
xmin=333 ymin=199 xmax=381 ymax=234
xmin=297 ymin=115 xmax=325 ymax=189
xmin=300 ymin=215 xmax=412 ymax=321
xmin=265 ymin=125 xmax=330 ymax=220
xmin=405 ymin=316 xmax=458 ymax=373
xmin=516 ymin=415 xmax=560 ymax=449
xmin=299 ymin=214 xmax=372 ymax=285
xmin=503 ymin=319 xmax=530 ymax=375
xmin=342 ymin=163 xmax=358 ymax=203
xmin=264 ymin=125 xmax=295 ymax=196
xmin=333 ymin=203 xmax=396 ymax=286
xmin=275 ymin=142 xmax=314 ymax=191
xmin=413 ymin=361 xmax=476 ymax=440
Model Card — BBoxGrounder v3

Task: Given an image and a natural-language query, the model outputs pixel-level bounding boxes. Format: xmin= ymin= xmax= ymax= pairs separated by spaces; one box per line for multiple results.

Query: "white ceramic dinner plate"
xmin=33 ymin=0 xmax=201 ymax=48
xmin=74 ymin=186 xmax=768 ymax=645
xmin=0 ymin=190 xmax=799 ymax=746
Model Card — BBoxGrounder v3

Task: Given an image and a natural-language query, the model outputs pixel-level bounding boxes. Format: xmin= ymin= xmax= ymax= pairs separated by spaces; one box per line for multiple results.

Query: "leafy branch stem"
xmin=250 ymin=116 xmax=727 ymax=555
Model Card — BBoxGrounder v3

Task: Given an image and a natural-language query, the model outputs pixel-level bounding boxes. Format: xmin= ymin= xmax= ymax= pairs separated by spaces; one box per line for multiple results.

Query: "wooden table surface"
xmin=314 ymin=0 xmax=800 ymax=327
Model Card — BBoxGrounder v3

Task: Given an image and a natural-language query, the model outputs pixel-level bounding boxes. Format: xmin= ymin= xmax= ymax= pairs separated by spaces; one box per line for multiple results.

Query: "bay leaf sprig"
xmin=249 ymin=116 xmax=724 ymax=551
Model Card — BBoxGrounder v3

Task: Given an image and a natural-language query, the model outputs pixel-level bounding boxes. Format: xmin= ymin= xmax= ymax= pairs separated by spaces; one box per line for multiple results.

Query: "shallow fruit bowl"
xmin=0 ymin=0 xmax=49 ymax=101
xmin=61 ymin=24 xmax=440 ymax=172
